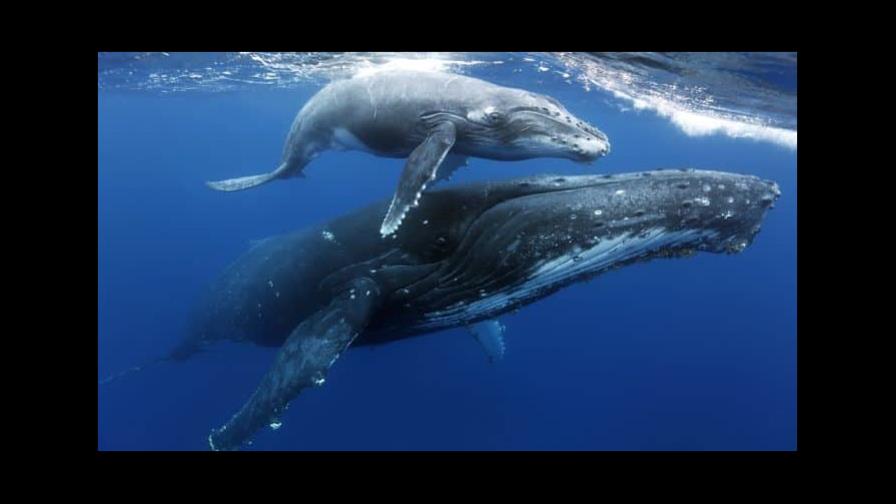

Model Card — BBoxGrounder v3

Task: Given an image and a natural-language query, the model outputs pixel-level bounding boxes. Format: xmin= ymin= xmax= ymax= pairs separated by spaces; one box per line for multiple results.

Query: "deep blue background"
xmin=98 ymin=65 xmax=796 ymax=450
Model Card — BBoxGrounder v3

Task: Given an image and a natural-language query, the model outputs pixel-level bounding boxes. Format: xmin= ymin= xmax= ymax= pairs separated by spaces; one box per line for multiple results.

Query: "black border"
xmin=86 ymin=42 xmax=808 ymax=474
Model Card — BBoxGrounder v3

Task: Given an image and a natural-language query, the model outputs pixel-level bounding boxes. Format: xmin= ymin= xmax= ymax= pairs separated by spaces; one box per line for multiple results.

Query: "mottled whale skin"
xmin=185 ymin=169 xmax=779 ymax=450
xmin=206 ymin=70 xmax=611 ymax=236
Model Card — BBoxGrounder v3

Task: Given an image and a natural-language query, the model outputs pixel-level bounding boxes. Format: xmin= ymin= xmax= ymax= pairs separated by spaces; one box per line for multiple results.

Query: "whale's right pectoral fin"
xmin=206 ymin=162 xmax=292 ymax=192
xmin=466 ymin=319 xmax=507 ymax=364
xmin=380 ymin=121 xmax=457 ymax=237
xmin=435 ymin=154 xmax=469 ymax=182
xmin=207 ymin=277 xmax=381 ymax=451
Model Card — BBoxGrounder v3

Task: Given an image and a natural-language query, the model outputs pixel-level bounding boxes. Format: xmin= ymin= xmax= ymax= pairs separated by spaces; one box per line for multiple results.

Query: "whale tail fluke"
xmin=206 ymin=162 xmax=294 ymax=192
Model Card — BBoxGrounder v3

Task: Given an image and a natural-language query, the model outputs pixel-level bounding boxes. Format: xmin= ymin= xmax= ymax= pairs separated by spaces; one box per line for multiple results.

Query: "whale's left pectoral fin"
xmin=466 ymin=319 xmax=507 ymax=364
xmin=380 ymin=121 xmax=457 ymax=237
xmin=208 ymin=277 xmax=381 ymax=451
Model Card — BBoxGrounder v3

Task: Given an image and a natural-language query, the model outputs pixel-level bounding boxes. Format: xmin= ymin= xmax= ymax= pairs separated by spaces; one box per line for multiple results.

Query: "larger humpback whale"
xmin=205 ymin=70 xmax=611 ymax=236
xmin=172 ymin=169 xmax=779 ymax=450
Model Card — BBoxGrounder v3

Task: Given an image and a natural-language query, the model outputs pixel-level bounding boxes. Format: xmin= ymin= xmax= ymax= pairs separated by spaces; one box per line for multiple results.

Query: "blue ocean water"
xmin=98 ymin=52 xmax=797 ymax=451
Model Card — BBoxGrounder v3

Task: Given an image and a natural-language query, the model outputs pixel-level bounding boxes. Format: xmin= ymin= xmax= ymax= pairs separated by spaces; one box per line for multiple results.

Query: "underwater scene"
xmin=98 ymin=52 xmax=797 ymax=451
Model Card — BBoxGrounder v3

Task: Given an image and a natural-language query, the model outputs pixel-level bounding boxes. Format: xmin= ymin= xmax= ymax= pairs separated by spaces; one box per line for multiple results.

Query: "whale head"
xmin=402 ymin=169 xmax=779 ymax=327
xmin=457 ymin=89 xmax=611 ymax=163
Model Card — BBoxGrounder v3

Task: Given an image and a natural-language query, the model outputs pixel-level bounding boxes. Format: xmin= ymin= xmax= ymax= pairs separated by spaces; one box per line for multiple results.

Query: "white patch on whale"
xmin=332 ymin=128 xmax=371 ymax=152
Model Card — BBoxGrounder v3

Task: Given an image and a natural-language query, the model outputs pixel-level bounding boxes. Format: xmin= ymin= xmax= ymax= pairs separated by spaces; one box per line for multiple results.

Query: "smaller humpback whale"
xmin=205 ymin=70 xmax=611 ymax=236
xmin=154 ymin=169 xmax=778 ymax=450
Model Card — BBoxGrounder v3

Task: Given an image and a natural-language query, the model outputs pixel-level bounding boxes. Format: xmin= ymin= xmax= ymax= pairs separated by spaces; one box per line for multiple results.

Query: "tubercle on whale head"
xmin=460 ymin=90 xmax=611 ymax=163
xmin=517 ymin=91 xmax=610 ymax=161
xmin=711 ymin=177 xmax=780 ymax=254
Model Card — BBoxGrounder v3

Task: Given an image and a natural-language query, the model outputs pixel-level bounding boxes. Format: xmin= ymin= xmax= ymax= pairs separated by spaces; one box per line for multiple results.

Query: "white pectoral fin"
xmin=467 ymin=319 xmax=507 ymax=363
xmin=380 ymin=121 xmax=457 ymax=237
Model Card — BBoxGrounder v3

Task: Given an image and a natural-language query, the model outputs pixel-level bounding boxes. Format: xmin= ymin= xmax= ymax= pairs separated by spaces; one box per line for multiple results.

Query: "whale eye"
xmin=486 ymin=111 xmax=505 ymax=124
xmin=471 ymin=106 xmax=506 ymax=126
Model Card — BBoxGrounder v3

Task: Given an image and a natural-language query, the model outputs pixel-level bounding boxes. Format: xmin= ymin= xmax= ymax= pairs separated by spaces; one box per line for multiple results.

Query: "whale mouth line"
xmin=419 ymin=227 xmax=719 ymax=329
xmin=420 ymin=108 xmax=602 ymax=138
xmin=506 ymin=110 xmax=608 ymax=144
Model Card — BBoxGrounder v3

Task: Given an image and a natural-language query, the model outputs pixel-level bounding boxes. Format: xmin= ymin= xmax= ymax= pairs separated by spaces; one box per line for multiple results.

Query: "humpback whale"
xmin=171 ymin=169 xmax=779 ymax=450
xmin=205 ymin=70 xmax=611 ymax=236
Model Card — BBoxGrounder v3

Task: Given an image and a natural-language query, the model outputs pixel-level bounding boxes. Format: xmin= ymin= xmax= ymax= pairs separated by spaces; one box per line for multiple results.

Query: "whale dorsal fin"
xmin=380 ymin=121 xmax=457 ymax=237
xmin=208 ymin=276 xmax=381 ymax=451
xmin=467 ymin=319 xmax=507 ymax=363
